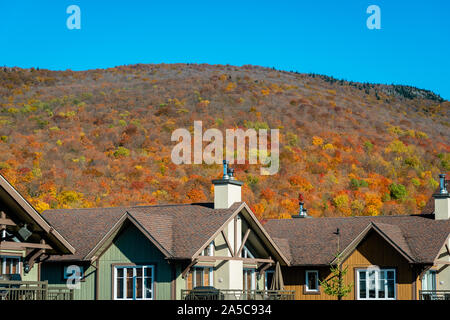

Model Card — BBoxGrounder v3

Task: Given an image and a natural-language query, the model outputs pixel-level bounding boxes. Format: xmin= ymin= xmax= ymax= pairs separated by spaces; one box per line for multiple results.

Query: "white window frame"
xmin=305 ymin=270 xmax=319 ymax=292
xmin=0 ymin=256 xmax=21 ymax=275
xmin=356 ymin=268 xmax=396 ymax=300
xmin=113 ymin=265 xmax=154 ymax=300
xmin=191 ymin=266 xmax=214 ymax=288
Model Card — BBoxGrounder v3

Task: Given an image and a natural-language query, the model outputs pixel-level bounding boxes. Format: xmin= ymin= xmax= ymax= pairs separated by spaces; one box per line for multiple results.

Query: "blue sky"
xmin=0 ymin=1 xmax=449 ymax=99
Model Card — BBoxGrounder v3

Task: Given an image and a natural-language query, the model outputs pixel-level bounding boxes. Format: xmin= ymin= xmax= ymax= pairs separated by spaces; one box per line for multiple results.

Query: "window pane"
xmin=387 ymin=280 xmax=395 ymax=298
xmin=307 ymin=272 xmax=318 ymax=290
xmin=204 ymin=268 xmax=210 ymax=286
xmin=359 ymin=279 xmax=366 ymax=298
xmin=117 ymin=268 xmax=123 ymax=278
xmin=430 ymin=271 xmax=436 ymax=291
xmin=187 ymin=272 xmax=193 ymax=290
xmin=5 ymin=258 xmax=10 ymax=274
xmin=266 ymin=272 xmax=274 ymax=290
xmin=145 ymin=277 xmax=152 ymax=299
xmin=378 ymin=279 xmax=386 ymax=298
xmin=243 ymin=270 xmax=253 ymax=290
xmin=368 ymin=271 xmax=376 ymax=298
xmin=387 ymin=271 xmax=394 ymax=280
xmin=195 ymin=269 xmax=202 ymax=287
xmin=126 ymin=269 xmax=133 ymax=299
xmin=12 ymin=259 xmax=18 ymax=274
xmin=117 ymin=276 xmax=124 ymax=299
xmin=136 ymin=268 xmax=143 ymax=299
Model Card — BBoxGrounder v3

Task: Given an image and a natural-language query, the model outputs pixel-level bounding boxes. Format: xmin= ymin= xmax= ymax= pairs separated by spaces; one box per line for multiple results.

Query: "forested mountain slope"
xmin=0 ymin=64 xmax=448 ymax=219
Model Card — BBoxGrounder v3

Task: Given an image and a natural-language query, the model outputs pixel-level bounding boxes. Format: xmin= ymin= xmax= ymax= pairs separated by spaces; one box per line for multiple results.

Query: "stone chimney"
xmin=212 ymin=160 xmax=243 ymax=209
xmin=433 ymin=174 xmax=450 ymax=220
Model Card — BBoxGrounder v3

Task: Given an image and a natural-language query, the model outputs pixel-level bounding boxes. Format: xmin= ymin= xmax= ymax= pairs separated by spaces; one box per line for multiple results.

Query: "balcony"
xmin=181 ymin=288 xmax=295 ymax=300
xmin=0 ymin=280 xmax=74 ymax=300
xmin=419 ymin=290 xmax=450 ymax=300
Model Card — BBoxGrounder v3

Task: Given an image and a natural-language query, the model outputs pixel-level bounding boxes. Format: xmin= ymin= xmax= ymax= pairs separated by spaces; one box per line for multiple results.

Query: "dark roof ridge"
xmin=44 ymin=202 xmax=222 ymax=213
xmin=272 ymin=213 xmax=437 ymax=221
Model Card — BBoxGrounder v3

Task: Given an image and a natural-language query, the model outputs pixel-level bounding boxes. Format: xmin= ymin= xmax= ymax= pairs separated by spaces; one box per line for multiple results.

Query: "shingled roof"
xmin=264 ymin=214 xmax=450 ymax=266
xmin=42 ymin=202 xmax=242 ymax=261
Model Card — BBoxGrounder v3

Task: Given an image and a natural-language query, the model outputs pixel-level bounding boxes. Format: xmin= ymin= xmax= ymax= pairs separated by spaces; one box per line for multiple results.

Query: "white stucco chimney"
xmin=434 ymin=174 xmax=450 ymax=220
xmin=212 ymin=160 xmax=243 ymax=209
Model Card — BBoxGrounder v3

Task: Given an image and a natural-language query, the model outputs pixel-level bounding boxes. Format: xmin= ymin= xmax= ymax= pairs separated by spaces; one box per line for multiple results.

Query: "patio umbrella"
xmin=270 ymin=261 xmax=284 ymax=290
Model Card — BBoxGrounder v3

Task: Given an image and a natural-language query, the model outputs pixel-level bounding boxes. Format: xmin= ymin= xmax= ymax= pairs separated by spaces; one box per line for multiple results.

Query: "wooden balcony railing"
xmin=182 ymin=289 xmax=295 ymax=300
xmin=419 ymin=290 xmax=450 ymax=300
xmin=0 ymin=280 xmax=74 ymax=300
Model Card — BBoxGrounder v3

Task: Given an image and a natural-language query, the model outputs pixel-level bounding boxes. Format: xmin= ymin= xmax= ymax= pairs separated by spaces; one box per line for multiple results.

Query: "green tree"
xmin=319 ymin=230 xmax=353 ymax=300
xmin=389 ymin=183 xmax=407 ymax=200
xmin=319 ymin=252 xmax=353 ymax=300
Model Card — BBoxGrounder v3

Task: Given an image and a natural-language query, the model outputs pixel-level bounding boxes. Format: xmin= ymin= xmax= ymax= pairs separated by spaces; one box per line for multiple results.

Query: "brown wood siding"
xmin=283 ymin=230 xmax=417 ymax=300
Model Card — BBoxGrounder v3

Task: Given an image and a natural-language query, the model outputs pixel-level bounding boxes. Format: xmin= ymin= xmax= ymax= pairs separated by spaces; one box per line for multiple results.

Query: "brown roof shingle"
xmin=43 ymin=202 xmax=242 ymax=261
xmin=264 ymin=214 xmax=450 ymax=266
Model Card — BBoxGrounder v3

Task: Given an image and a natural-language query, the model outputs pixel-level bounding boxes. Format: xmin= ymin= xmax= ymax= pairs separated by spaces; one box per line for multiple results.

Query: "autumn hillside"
xmin=0 ymin=64 xmax=449 ymax=220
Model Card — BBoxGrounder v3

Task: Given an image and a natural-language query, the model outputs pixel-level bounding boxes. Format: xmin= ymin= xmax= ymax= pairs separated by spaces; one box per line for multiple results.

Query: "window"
xmin=243 ymin=269 xmax=255 ymax=290
xmin=0 ymin=256 xmax=21 ymax=275
xmin=187 ymin=267 xmax=213 ymax=289
xmin=265 ymin=270 xmax=274 ymax=290
xmin=200 ymin=242 xmax=214 ymax=257
xmin=305 ymin=270 xmax=319 ymax=292
xmin=114 ymin=265 xmax=154 ymax=300
xmin=422 ymin=270 xmax=436 ymax=291
xmin=357 ymin=269 xmax=396 ymax=300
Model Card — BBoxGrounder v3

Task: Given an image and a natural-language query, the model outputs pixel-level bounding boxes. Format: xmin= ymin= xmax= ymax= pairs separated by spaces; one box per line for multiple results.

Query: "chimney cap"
xmin=212 ymin=179 xmax=244 ymax=186
xmin=435 ymin=173 xmax=449 ymax=196
xmin=213 ymin=161 xmax=243 ymax=185
xmin=292 ymin=194 xmax=311 ymax=218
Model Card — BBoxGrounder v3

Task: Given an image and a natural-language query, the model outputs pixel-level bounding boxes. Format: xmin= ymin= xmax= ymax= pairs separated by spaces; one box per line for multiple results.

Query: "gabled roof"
xmin=0 ymin=174 xmax=75 ymax=255
xmin=331 ymin=222 xmax=415 ymax=264
xmin=264 ymin=214 xmax=450 ymax=266
xmin=43 ymin=203 xmax=240 ymax=261
xmin=43 ymin=201 xmax=290 ymax=265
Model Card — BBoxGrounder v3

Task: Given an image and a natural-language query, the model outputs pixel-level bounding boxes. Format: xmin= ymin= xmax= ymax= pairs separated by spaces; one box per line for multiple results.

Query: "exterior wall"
xmin=434 ymin=197 xmax=450 ymax=220
xmin=98 ymin=223 xmax=172 ymax=300
xmin=182 ymin=213 xmax=270 ymax=293
xmin=207 ymin=215 xmax=243 ymax=290
xmin=42 ymin=262 xmax=96 ymax=300
xmin=224 ymin=216 xmax=243 ymax=290
xmin=213 ymin=183 xmax=241 ymax=209
xmin=22 ymin=262 xmax=39 ymax=282
xmin=175 ymin=264 xmax=184 ymax=300
xmin=432 ymin=237 xmax=450 ymax=291
xmin=42 ymin=223 xmax=174 ymax=300
xmin=283 ymin=230 xmax=416 ymax=300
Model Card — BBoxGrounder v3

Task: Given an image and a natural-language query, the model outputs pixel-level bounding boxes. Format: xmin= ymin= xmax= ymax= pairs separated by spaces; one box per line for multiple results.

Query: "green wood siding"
xmin=41 ymin=262 xmax=96 ymax=300
xmin=41 ymin=223 xmax=173 ymax=300
xmin=22 ymin=263 xmax=39 ymax=282
xmin=98 ymin=223 xmax=172 ymax=300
